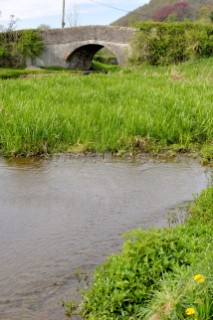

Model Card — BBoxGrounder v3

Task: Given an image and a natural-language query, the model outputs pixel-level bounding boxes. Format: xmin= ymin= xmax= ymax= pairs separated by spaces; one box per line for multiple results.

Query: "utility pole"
xmin=62 ymin=0 xmax=65 ymax=28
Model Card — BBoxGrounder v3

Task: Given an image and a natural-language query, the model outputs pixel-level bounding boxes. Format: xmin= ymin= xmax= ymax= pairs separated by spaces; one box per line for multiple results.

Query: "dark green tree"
xmin=210 ymin=10 xmax=213 ymax=22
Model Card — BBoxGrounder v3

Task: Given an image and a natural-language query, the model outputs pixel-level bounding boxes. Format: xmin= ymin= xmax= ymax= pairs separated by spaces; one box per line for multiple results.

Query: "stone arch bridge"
xmin=32 ymin=26 xmax=137 ymax=70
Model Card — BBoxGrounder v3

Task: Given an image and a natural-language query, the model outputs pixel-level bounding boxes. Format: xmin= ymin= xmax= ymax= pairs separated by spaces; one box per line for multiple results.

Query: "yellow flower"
xmin=186 ymin=308 xmax=196 ymax=315
xmin=194 ymin=274 xmax=205 ymax=283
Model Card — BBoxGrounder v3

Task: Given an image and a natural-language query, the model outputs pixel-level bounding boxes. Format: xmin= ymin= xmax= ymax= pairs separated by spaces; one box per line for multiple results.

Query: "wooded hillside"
xmin=112 ymin=0 xmax=213 ymax=26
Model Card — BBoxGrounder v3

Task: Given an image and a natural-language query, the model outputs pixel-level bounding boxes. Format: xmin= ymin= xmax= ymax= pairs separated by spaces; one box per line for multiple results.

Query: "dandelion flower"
xmin=194 ymin=274 xmax=205 ymax=283
xmin=186 ymin=308 xmax=195 ymax=315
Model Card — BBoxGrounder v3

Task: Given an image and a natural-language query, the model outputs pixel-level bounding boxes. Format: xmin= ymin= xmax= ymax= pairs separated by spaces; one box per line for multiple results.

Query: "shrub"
xmin=0 ymin=28 xmax=43 ymax=67
xmin=131 ymin=22 xmax=213 ymax=65
xmin=79 ymin=185 xmax=212 ymax=319
xmin=80 ymin=219 xmax=212 ymax=319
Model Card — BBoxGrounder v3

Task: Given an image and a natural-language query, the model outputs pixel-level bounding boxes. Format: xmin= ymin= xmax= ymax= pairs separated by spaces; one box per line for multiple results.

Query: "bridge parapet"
xmin=41 ymin=26 xmax=137 ymax=45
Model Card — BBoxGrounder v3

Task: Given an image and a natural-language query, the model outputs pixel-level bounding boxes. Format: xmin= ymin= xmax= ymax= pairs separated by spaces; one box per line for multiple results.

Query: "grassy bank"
xmin=0 ymin=67 xmax=81 ymax=79
xmin=79 ymin=185 xmax=213 ymax=319
xmin=0 ymin=58 xmax=212 ymax=163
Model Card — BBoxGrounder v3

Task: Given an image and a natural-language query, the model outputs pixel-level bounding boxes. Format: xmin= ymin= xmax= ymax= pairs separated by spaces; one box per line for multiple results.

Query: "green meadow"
xmin=0 ymin=58 xmax=212 ymax=163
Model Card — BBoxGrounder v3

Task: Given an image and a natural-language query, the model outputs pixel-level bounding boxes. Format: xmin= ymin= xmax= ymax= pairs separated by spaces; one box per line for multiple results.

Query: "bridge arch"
xmin=65 ymin=41 xmax=120 ymax=70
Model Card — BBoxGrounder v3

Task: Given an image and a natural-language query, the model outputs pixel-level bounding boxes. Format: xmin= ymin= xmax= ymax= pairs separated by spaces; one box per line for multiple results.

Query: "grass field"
xmin=0 ymin=58 xmax=212 ymax=162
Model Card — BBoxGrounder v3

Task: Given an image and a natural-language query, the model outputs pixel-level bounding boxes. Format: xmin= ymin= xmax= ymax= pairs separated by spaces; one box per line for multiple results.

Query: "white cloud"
xmin=1 ymin=0 xmax=64 ymax=20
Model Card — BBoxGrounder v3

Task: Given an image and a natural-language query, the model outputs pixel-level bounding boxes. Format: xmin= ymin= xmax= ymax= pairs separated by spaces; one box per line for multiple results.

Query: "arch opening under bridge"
xmin=66 ymin=44 xmax=118 ymax=70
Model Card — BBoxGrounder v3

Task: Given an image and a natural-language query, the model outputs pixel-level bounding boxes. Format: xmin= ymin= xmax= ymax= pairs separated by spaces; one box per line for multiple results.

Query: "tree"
xmin=173 ymin=2 xmax=192 ymax=21
xmin=0 ymin=11 xmax=3 ymax=31
xmin=210 ymin=10 xmax=213 ymax=22
xmin=37 ymin=24 xmax=50 ymax=30
xmin=7 ymin=14 xmax=19 ymax=31
xmin=153 ymin=1 xmax=192 ymax=22
xmin=153 ymin=5 xmax=175 ymax=21
xmin=199 ymin=6 xmax=213 ymax=22
xmin=66 ymin=4 xmax=79 ymax=27
xmin=167 ymin=12 xmax=178 ymax=22
xmin=0 ymin=15 xmax=19 ymax=67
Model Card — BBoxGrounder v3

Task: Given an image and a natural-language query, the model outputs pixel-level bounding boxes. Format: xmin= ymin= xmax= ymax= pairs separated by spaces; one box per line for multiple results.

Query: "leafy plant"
xmin=79 ymin=186 xmax=213 ymax=319
xmin=0 ymin=16 xmax=43 ymax=67
xmin=80 ymin=224 xmax=212 ymax=319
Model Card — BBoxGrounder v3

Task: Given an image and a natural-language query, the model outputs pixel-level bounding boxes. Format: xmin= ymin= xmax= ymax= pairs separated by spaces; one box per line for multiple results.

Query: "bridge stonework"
xmin=32 ymin=26 xmax=138 ymax=70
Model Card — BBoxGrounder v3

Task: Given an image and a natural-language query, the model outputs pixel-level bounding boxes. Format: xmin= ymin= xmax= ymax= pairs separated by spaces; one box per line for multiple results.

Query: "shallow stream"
xmin=0 ymin=155 xmax=210 ymax=320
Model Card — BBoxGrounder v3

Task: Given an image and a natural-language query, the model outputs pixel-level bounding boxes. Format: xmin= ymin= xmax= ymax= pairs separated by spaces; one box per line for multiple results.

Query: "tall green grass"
xmin=0 ymin=58 xmax=212 ymax=158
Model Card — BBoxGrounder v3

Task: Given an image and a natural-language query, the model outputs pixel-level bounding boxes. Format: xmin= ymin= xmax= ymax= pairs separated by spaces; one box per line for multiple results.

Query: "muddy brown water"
xmin=0 ymin=155 xmax=210 ymax=320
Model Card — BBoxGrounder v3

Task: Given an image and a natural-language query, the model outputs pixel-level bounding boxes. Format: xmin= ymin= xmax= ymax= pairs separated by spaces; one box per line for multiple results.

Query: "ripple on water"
xmin=0 ymin=155 xmax=211 ymax=320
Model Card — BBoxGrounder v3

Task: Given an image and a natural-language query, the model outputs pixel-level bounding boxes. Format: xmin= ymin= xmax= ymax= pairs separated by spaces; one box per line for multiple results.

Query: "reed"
xmin=0 ymin=58 xmax=212 ymax=158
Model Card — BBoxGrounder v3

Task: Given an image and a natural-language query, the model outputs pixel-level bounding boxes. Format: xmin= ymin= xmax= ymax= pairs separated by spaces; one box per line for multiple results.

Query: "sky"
xmin=0 ymin=0 xmax=149 ymax=30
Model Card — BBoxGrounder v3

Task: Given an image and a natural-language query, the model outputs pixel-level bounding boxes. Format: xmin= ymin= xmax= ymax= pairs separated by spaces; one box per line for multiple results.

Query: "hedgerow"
xmin=131 ymin=22 xmax=213 ymax=65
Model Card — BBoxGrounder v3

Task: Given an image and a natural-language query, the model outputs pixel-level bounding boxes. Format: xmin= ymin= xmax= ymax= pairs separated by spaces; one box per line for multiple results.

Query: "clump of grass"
xmin=139 ymin=257 xmax=213 ymax=320
xmin=0 ymin=58 xmax=212 ymax=159
xmin=61 ymin=298 xmax=78 ymax=317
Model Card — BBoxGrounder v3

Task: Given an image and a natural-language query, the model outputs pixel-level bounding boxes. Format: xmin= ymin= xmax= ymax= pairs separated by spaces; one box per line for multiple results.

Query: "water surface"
xmin=0 ymin=155 xmax=210 ymax=320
